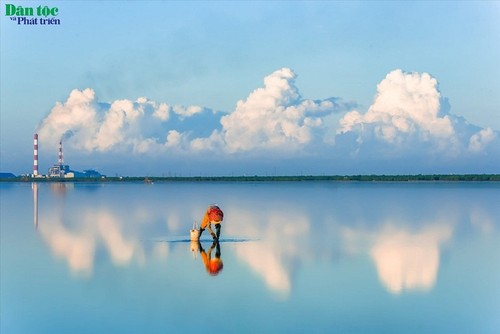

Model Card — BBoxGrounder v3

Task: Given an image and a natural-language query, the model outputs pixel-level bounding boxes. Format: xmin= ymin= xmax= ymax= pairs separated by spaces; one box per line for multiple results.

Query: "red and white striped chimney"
xmin=33 ymin=133 xmax=39 ymax=176
xmin=58 ymin=140 xmax=63 ymax=165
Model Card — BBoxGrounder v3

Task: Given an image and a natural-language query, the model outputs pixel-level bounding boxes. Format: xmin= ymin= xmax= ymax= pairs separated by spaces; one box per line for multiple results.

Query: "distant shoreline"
xmin=1 ymin=174 xmax=499 ymax=182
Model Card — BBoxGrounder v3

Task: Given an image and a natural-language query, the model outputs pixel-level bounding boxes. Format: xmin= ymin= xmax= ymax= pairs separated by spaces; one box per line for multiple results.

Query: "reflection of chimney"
xmin=32 ymin=182 xmax=38 ymax=229
xmin=58 ymin=140 xmax=63 ymax=165
xmin=33 ymin=133 xmax=39 ymax=176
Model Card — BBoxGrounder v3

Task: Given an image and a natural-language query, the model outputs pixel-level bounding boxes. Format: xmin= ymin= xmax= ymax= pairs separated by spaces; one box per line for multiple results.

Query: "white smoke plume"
xmin=38 ymin=89 xmax=99 ymax=151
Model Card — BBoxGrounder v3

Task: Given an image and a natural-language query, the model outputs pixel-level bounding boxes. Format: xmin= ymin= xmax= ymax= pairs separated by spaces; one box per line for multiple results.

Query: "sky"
xmin=1 ymin=1 xmax=499 ymax=176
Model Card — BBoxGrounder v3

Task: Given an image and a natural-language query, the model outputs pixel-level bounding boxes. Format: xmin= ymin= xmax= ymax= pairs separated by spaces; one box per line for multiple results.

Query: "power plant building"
xmin=48 ymin=141 xmax=71 ymax=177
xmin=32 ymin=133 xmax=103 ymax=178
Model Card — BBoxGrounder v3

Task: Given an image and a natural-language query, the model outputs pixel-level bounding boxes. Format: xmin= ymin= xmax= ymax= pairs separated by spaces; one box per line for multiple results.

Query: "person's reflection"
xmin=198 ymin=240 xmax=223 ymax=276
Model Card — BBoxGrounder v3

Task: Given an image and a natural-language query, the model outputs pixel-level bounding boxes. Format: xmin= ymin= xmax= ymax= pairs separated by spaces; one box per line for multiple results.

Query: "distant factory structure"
xmin=48 ymin=140 xmax=71 ymax=177
xmin=32 ymin=133 xmax=103 ymax=178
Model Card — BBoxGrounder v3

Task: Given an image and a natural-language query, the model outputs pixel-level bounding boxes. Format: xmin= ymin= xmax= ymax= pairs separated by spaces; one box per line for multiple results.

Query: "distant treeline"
xmin=2 ymin=174 xmax=499 ymax=182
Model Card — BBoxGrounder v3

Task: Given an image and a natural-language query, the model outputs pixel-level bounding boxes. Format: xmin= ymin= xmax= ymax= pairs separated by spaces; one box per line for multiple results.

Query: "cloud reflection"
xmin=32 ymin=182 xmax=495 ymax=297
xmin=227 ymin=209 xmax=310 ymax=297
xmin=39 ymin=210 xmax=144 ymax=276
xmin=39 ymin=215 xmax=95 ymax=276
xmin=342 ymin=224 xmax=453 ymax=294
xmin=94 ymin=211 xmax=144 ymax=266
xmin=371 ymin=225 xmax=452 ymax=294
xmin=236 ymin=243 xmax=291 ymax=295
xmin=469 ymin=207 xmax=495 ymax=235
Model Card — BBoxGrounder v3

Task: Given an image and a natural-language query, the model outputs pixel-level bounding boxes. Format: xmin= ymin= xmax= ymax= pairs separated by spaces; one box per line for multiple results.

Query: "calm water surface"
xmin=1 ymin=181 xmax=499 ymax=333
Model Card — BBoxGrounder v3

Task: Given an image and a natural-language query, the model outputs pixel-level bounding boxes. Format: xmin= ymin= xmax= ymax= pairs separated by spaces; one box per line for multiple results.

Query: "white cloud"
xmin=173 ymin=105 xmax=204 ymax=118
xmin=220 ymin=68 xmax=336 ymax=152
xmin=132 ymin=138 xmax=159 ymax=154
xmin=190 ymin=130 xmax=224 ymax=151
xmin=35 ymin=68 xmax=498 ymax=174
xmin=93 ymin=99 xmax=131 ymax=151
xmin=165 ymin=130 xmax=184 ymax=148
xmin=337 ymin=69 xmax=455 ymax=145
xmin=152 ymin=103 xmax=170 ymax=121
xmin=468 ymin=128 xmax=496 ymax=153
xmin=37 ymin=89 xmax=217 ymax=154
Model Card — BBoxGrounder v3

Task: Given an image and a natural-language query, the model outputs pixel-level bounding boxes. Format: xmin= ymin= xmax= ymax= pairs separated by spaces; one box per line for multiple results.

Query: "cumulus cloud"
xmin=334 ymin=69 xmax=500 ymax=168
xmin=165 ymin=130 xmax=184 ymax=148
xmin=468 ymin=128 xmax=497 ymax=153
xmin=35 ymin=68 xmax=498 ymax=174
xmin=172 ymin=105 xmax=204 ymax=118
xmin=36 ymin=68 xmax=348 ymax=156
xmin=220 ymin=68 xmax=338 ymax=152
xmin=338 ymin=70 xmax=455 ymax=144
xmin=152 ymin=102 xmax=170 ymax=121
xmin=37 ymin=89 xmax=221 ymax=154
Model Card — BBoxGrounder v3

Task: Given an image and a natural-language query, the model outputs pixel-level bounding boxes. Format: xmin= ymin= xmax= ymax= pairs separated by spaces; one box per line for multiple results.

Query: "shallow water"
xmin=1 ymin=181 xmax=499 ymax=333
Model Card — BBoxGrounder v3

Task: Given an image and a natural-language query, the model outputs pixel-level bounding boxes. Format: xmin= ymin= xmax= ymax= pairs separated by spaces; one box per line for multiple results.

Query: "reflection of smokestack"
xmin=33 ymin=133 xmax=39 ymax=176
xmin=32 ymin=182 xmax=38 ymax=229
xmin=58 ymin=140 xmax=63 ymax=165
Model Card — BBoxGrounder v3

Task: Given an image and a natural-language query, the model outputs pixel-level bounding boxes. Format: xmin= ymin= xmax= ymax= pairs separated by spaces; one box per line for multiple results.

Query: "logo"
xmin=4 ymin=3 xmax=60 ymax=25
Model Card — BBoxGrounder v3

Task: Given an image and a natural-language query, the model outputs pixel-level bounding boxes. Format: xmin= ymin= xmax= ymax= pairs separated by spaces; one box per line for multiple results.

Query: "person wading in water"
xmin=198 ymin=205 xmax=224 ymax=241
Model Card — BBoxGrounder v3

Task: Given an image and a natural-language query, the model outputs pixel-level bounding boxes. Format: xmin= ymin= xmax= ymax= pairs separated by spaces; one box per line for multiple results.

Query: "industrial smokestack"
xmin=58 ymin=140 xmax=63 ymax=165
xmin=33 ymin=133 xmax=39 ymax=176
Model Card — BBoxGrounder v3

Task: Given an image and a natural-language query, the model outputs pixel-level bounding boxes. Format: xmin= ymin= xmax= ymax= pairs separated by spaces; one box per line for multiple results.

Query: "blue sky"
xmin=1 ymin=1 xmax=499 ymax=176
